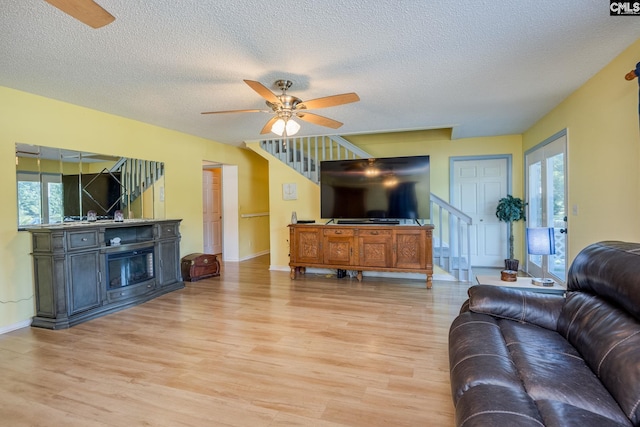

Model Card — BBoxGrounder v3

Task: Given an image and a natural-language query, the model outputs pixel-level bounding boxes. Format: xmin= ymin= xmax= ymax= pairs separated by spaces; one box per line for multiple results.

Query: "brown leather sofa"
xmin=449 ymin=241 xmax=640 ymax=427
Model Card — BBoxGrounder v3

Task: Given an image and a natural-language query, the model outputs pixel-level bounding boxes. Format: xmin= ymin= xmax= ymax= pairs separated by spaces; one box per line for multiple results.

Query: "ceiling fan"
xmin=202 ymin=79 xmax=360 ymax=137
xmin=44 ymin=0 xmax=115 ymax=29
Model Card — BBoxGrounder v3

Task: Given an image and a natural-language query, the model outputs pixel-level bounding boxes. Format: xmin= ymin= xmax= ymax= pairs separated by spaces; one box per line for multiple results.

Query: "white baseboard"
xmin=220 ymin=250 xmax=270 ymax=263
xmin=0 ymin=319 xmax=32 ymax=335
xmin=237 ymin=250 xmax=270 ymax=262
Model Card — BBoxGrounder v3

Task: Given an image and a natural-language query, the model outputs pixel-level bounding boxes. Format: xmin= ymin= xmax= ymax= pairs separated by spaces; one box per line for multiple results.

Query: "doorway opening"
xmin=202 ymin=162 xmax=239 ymax=262
xmin=203 ymin=166 xmax=222 ymax=255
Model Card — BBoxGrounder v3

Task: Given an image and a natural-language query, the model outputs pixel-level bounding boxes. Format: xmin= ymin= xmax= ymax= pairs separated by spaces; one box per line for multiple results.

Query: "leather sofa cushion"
xmin=449 ymin=312 xmax=523 ymax=407
xmin=558 ymin=292 xmax=640 ymax=424
xmin=449 ymin=311 xmax=631 ymax=426
xmin=536 ymin=400 xmax=632 ymax=427
xmin=456 ymin=390 xmax=631 ymax=427
xmin=454 ymin=384 xmax=544 ymax=426
xmin=500 ymin=319 xmax=631 ymax=426
xmin=467 ymin=285 xmax=565 ymax=331
xmin=567 ymin=241 xmax=640 ymax=321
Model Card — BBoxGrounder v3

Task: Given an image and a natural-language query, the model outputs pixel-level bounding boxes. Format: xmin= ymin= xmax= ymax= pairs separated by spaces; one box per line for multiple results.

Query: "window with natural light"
xmin=17 ymin=172 xmax=63 ymax=226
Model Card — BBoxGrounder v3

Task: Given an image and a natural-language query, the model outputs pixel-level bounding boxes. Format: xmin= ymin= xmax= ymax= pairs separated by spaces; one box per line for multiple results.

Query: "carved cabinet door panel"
xmin=322 ymin=228 xmax=354 ymax=266
xmin=358 ymin=229 xmax=393 ymax=268
xmin=323 ymin=236 xmax=353 ymax=265
xmin=394 ymin=229 xmax=426 ymax=269
xmin=291 ymin=227 xmax=323 ymax=264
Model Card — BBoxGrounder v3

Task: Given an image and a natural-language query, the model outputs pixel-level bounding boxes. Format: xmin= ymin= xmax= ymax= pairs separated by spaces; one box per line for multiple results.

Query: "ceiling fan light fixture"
xmin=202 ymin=79 xmax=359 ymax=136
xmin=271 ymin=118 xmax=300 ymax=136
xmin=271 ymin=119 xmax=285 ymax=136
xmin=286 ymin=118 xmax=301 ymax=136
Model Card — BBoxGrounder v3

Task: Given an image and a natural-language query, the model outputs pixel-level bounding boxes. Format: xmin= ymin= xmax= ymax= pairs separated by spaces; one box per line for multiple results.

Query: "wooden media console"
xmin=288 ymin=223 xmax=434 ymax=288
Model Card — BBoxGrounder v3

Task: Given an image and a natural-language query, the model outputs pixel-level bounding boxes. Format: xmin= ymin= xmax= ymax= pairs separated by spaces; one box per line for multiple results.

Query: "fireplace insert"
xmin=106 ymin=247 xmax=154 ymax=289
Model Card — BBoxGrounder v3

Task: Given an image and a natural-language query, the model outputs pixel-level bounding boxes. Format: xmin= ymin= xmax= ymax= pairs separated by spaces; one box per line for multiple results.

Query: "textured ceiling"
xmin=1 ymin=1 xmax=639 ymax=146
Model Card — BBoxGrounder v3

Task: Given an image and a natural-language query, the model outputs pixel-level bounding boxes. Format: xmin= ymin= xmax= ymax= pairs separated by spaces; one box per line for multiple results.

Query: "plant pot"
xmin=504 ymin=259 xmax=519 ymax=271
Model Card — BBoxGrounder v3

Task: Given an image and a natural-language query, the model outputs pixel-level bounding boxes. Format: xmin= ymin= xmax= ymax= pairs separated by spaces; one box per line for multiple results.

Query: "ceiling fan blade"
xmin=201 ymin=109 xmax=265 ymax=115
xmin=44 ymin=0 xmax=115 ymax=29
xmin=297 ymin=93 xmax=360 ymax=110
xmin=296 ymin=112 xmax=343 ymax=129
xmin=243 ymin=80 xmax=281 ymax=106
xmin=260 ymin=116 xmax=280 ymax=134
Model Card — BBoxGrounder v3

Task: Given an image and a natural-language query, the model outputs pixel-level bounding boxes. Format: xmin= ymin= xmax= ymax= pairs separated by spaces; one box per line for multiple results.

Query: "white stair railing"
xmin=260 ymin=135 xmax=369 ymax=183
xmin=111 ymin=158 xmax=164 ymax=207
xmin=258 ymin=135 xmax=473 ymax=281
xmin=429 ymin=193 xmax=473 ymax=281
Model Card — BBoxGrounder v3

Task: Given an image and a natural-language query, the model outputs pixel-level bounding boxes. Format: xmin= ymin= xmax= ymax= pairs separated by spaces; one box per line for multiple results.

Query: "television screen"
xmin=63 ymin=172 xmax=122 ymax=218
xmin=320 ymin=155 xmax=430 ymax=221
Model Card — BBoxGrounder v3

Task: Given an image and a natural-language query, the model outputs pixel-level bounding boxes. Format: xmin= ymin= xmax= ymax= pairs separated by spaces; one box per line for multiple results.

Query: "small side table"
xmin=475 ymin=275 xmax=565 ymax=295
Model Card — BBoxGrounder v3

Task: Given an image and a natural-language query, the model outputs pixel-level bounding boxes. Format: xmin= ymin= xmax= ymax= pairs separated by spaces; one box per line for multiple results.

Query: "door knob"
xmin=560 ymin=216 xmax=568 ymax=233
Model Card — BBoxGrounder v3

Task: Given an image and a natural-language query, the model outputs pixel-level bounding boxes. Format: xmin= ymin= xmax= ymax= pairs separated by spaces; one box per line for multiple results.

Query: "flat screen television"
xmin=63 ymin=172 xmax=123 ymax=219
xmin=320 ymin=155 xmax=430 ymax=221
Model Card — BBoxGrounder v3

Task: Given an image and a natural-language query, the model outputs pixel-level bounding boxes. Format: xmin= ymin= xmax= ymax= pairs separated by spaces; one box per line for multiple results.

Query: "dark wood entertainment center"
xmin=288 ymin=223 xmax=434 ymax=288
xmin=28 ymin=219 xmax=183 ymax=329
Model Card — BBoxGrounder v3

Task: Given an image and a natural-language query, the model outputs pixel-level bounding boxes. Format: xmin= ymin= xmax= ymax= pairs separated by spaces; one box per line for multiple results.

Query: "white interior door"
xmin=452 ymin=157 xmax=509 ymax=267
xmin=202 ymin=168 xmax=223 ymax=255
xmin=211 ymin=169 xmax=222 ymax=254
xmin=526 ymin=132 xmax=567 ymax=283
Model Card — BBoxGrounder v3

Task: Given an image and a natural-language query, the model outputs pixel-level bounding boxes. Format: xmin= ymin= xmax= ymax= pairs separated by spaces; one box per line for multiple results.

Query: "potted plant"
xmin=495 ymin=195 xmax=527 ymax=271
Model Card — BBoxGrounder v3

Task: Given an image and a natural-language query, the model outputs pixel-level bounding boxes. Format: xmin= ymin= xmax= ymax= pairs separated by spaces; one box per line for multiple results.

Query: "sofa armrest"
xmin=468 ymin=285 xmax=565 ymax=331
xmin=459 ymin=299 xmax=470 ymax=314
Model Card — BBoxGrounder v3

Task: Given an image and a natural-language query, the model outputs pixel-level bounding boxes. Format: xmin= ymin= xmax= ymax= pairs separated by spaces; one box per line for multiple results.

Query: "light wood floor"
xmin=0 ymin=255 xmax=473 ymax=426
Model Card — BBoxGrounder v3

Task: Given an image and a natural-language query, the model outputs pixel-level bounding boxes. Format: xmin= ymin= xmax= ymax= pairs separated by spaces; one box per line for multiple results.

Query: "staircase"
xmin=259 ymin=135 xmax=474 ymax=281
xmin=260 ymin=135 xmax=369 ymax=183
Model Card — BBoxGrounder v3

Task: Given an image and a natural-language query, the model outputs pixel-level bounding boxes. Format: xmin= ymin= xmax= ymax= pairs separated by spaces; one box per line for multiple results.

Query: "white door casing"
xmin=525 ymin=131 xmax=568 ymax=283
xmin=452 ymin=156 xmax=510 ymax=267
xmin=211 ymin=170 xmax=222 ymax=254
xmin=202 ymin=170 xmax=214 ymax=254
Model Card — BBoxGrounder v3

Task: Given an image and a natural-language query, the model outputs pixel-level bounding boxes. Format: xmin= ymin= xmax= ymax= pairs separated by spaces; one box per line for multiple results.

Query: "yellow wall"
xmin=245 ymin=141 xmax=320 ymax=269
xmin=523 ymin=38 xmax=640 ymax=262
xmin=345 ymin=130 xmax=523 ymax=208
xmin=0 ymin=86 xmax=269 ymax=330
xmin=206 ymin=161 xmax=271 ymax=258
xmin=249 ymin=131 xmax=524 ymax=270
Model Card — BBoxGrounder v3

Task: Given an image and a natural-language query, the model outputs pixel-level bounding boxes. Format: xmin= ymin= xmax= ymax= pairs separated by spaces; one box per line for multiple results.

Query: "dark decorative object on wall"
xmin=625 ymin=61 xmax=640 ymax=120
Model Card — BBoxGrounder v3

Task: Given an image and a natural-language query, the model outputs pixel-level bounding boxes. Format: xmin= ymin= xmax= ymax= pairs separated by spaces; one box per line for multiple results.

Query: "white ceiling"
xmin=2 ymin=1 xmax=639 ymax=146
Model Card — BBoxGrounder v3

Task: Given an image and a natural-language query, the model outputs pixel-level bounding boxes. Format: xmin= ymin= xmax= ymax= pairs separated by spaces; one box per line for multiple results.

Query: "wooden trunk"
xmin=181 ymin=253 xmax=220 ymax=282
